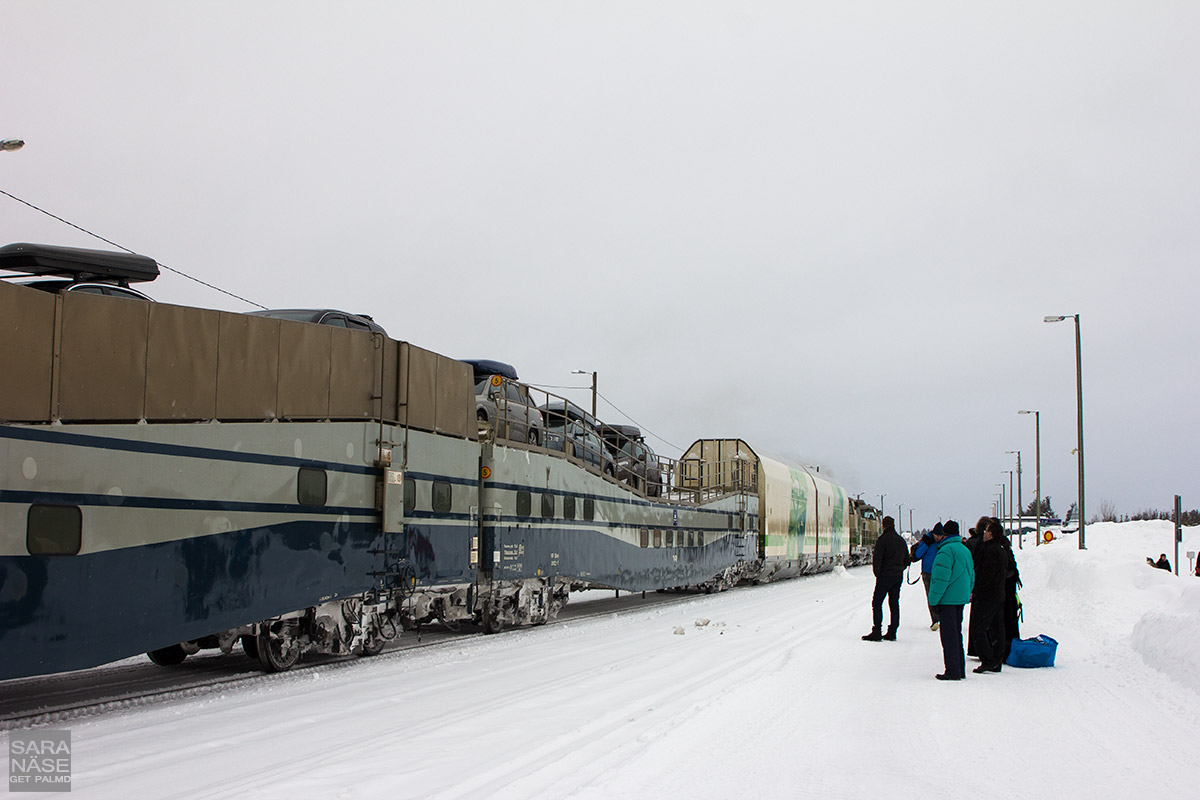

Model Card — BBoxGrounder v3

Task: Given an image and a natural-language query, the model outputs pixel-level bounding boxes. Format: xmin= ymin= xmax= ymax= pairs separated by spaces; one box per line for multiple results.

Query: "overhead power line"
xmin=0 ymin=187 xmax=266 ymax=309
xmin=595 ymin=390 xmax=683 ymax=455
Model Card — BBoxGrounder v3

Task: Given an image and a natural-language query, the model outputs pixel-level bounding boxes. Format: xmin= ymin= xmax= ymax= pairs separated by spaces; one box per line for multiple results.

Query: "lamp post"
xmin=1045 ymin=314 xmax=1086 ymax=550
xmin=996 ymin=484 xmax=1006 ymax=525
xmin=879 ymin=494 xmax=886 ymax=517
xmin=571 ymin=369 xmax=597 ymax=420
xmin=1006 ymin=450 xmax=1022 ymax=548
xmin=0 ymin=139 xmax=25 ymax=152
xmin=1019 ymin=410 xmax=1040 ymax=547
xmin=898 ymin=503 xmax=903 ymax=535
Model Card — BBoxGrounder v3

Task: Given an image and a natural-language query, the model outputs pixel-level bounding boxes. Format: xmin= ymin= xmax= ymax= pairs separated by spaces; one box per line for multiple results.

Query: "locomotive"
xmin=0 ymin=243 xmax=878 ymax=680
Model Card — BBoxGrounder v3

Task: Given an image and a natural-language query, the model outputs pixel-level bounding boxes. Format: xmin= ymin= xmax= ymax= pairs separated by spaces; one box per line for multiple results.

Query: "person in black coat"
xmin=999 ymin=529 xmax=1022 ymax=660
xmin=969 ymin=519 xmax=1009 ymax=673
xmin=965 ymin=516 xmax=988 ymax=657
xmin=1154 ymin=554 xmax=1172 ymax=572
xmin=862 ymin=516 xmax=907 ymax=642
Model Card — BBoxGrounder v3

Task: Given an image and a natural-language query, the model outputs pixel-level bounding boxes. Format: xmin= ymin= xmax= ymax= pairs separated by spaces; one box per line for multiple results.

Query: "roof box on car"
xmin=541 ymin=399 xmax=591 ymax=425
xmin=0 ymin=242 xmax=160 ymax=284
xmin=462 ymin=359 xmax=519 ymax=381
xmin=599 ymin=423 xmax=642 ymax=441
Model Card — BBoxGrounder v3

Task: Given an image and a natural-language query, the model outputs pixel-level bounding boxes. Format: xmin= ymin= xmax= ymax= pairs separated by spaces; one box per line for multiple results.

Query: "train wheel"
xmin=482 ymin=600 xmax=504 ymax=635
xmin=361 ymin=629 xmax=385 ymax=656
xmin=147 ymin=645 xmax=188 ymax=666
xmin=256 ymin=627 xmax=301 ymax=672
xmin=240 ymin=635 xmax=260 ymax=661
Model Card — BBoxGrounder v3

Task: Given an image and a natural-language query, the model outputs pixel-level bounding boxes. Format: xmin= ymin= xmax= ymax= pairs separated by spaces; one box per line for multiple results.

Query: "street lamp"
xmin=898 ymin=503 xmax=903 ymax=535
xmin=1006 ymin=450 xmax=1022 ymax=548
xmin=995 ymin=483 xmax=1006 ymax=524
xmin=1045 ymin=314 xmax=1086 ymax=549
xmin=1019 ymin=410 xmax=1040 ymax=547
xmin=571 ymin=369 xmax=597 ymax=420
xmin=879 ymin=494 xmax=886 ymax=517
xmin=0 ymin=139 xmax=25 ymax=152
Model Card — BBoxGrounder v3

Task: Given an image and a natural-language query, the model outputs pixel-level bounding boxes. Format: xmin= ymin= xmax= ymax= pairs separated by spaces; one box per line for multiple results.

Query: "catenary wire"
xmin=1 ymin=187 xmax=266 ymax=309
xmin=525 ymin=381 xmax=684 ymax=455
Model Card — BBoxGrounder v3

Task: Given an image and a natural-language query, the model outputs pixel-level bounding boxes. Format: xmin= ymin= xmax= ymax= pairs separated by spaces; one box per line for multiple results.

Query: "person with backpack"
xmin=911 ymin=523 xmax=943 ymax=630
xmin=862 ymin=516 xmax=907 ymax=642
xmin=927 ymin=520 xmax=975 ymax=681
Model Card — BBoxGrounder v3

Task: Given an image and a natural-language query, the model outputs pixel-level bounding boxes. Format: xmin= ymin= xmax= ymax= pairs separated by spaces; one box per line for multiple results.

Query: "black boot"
xmin=882 ymin=627 xmax=897 ymax=641
xmin=861 ymin=629 xmax=883 ymax=641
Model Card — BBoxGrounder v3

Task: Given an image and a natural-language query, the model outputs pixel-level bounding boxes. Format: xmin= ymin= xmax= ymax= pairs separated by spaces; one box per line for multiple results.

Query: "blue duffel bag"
xmin=1006 ymin=634 xmax=1058 ymax=668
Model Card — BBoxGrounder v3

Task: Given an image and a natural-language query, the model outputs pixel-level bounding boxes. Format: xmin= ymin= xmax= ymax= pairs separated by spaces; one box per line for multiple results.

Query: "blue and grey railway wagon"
xmin=0 ymin=258 xmax=744 ymax=680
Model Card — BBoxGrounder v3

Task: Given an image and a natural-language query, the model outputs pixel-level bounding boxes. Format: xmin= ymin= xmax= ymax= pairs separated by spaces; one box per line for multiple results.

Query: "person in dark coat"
xmin=862 ymin=515 xmax=907 ymax=642
xmin=998 ymin=528 xmax=1022 ymax=660
xmin=1154 ymin=554 xmax=1172 ymax=572
xmin=965 ymin=516 xmax=989 ymax=657
xmin=911 ymin=522 xmax=943 ymax=629
xmin=968 ymin=519 xmax=1009 ymax=673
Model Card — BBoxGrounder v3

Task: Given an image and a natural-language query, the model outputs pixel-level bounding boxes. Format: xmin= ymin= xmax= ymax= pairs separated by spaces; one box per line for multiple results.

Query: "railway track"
xmin=0 ymin=588 xmax=698 ymax=730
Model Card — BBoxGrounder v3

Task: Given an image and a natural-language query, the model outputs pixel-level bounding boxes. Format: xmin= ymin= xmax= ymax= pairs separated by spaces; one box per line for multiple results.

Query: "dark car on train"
xmin=541 ymin=400 xmax=616 ymax=476
xmin=599 ymin=424 xmax=664 ymax=496
xmin=246 ymin=308 xmax=388 ymax=336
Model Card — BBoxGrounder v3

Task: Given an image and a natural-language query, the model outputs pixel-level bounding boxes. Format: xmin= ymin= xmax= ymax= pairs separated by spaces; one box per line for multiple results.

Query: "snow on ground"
xmin=7 ymin=521 xmax=1199 ymax=799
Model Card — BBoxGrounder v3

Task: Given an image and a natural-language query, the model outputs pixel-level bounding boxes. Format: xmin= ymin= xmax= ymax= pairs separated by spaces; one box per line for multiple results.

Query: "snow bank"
xmin=1131 ymin=582 xmax=1200 ymax=695
xmin=1018 ymin=520 xmax=1200 ymax=692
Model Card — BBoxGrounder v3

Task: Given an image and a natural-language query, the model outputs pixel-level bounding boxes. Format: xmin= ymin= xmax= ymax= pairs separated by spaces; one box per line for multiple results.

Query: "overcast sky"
xmin=3 ymin=2 xmax=1197 ymax=530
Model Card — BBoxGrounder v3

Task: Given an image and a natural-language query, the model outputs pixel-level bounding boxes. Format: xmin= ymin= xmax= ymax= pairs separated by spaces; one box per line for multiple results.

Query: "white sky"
xmin=3 ymin=2 xmax=1197 ymax=529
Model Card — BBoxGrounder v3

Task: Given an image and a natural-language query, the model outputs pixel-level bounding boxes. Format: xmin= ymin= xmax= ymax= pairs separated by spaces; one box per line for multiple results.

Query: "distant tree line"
xmin=1020 ymin=496 xmax=1198 ymax=526
xmin=1117 ymin=508 xmax=1200 ymax=525
xmin=1093 ymin=500 xmax=1198 ymax=525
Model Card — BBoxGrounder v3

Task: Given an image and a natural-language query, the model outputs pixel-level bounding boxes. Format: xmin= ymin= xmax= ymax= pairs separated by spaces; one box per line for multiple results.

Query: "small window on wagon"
xmin=27 ymin=505 xmax=82 ymax=556
xmin=640 ymin=528 xmax=650 ymax=548
xmin=665 ymin=530 xmax=674 ymax=547
xmin=541 ymin=493 xmax=555 ymax=518
xmin=297 ymin=467 xmax=327 ymax=507
xmin=688 ymin=531 xmax=695 ymax=547
xmin=653 ymin=529 xmax=662 ymax=548
xmin=563 ymin=496 xmax=576 ymax=519
xmin=698 ymin=531 xmax=705 ymax=547
xmin=432 ymin=481 xmax=453 ymax=512
xmin=583 ymin=498 xmax=595 ymax=521
xmin=516 ymin=491 xmax=532 ymax=518
xmin=403 ymin=477 xmax=416 ymax=511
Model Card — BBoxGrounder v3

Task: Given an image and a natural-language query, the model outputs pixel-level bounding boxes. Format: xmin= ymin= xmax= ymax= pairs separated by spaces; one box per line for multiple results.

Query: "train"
xmin=0 ymin=243 xmax=882 ymax=680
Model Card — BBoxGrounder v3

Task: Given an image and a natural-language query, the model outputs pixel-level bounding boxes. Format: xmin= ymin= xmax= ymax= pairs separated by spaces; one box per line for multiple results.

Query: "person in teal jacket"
xmin=927 ymin=520 xmax=975 ymax=681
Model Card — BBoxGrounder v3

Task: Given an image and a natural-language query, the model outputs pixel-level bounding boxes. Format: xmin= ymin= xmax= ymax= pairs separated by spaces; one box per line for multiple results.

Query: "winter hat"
xmin=943 ymin=520 xmax=960 ymax=538
xmin=931 ymin=522 xmax=944 ymax=537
